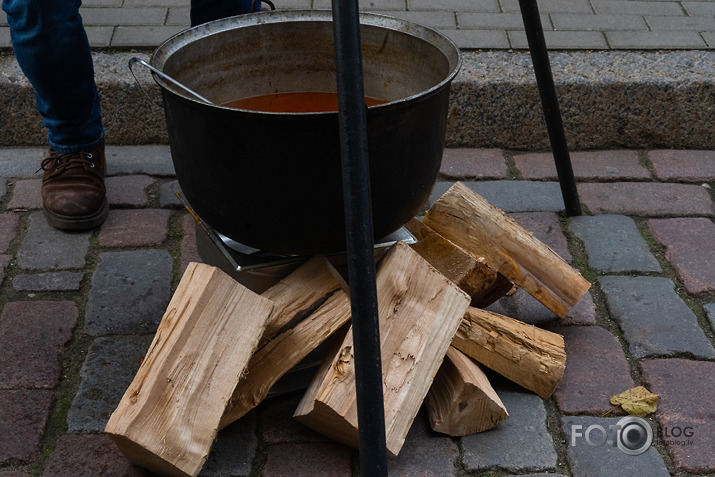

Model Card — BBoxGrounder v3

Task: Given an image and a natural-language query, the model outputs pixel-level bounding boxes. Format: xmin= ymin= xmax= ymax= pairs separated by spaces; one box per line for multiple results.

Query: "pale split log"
xmin=219 ymin=256 xmax=352 ymax=428
xmin=294 ymin=241 xmax=471 ymax=457
xmin=452 ymin=307 xmax=566 ymax=398
xmin=405 ymin=218 xmax=513 ymax=307
xmin=425 ymin=347 xmax=508 ymax=436
xmin=423 ymin=181 xmax=590 ymax=317
xmin=105 ymin=262 xmax=275 ymax=477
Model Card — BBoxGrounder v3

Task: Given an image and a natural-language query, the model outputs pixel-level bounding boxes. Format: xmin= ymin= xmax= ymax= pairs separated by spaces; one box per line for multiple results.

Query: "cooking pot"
xmin=151 ymin=10 xmax=461 ymax=254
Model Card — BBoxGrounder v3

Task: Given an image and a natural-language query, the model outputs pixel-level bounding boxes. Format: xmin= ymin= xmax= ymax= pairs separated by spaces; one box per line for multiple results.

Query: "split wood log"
xmin=219 ymin=256 xmax=352 ymax=428
xmin=294 ymin=241 xmax=471 ymax=457
xmin=423 ymin=181 xmax=590 ymax=317
xmin=452 ymin=307 xmax=566 ymax=398
xmin=405 ymin=218 xmax=513 ymax=307
xmin=105 ymin=262 xmax=274 ymax=477
xmin=424 ymin=347 xmax=508 ymax=436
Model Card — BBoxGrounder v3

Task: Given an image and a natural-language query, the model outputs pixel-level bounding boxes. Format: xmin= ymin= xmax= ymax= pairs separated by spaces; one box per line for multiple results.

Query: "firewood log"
xmin=423 ymin=182 xmax=590 ymax=317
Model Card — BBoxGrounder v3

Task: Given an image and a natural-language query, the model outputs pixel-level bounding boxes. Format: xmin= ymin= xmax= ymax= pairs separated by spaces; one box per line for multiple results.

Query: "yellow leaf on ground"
xmin=610 ymin=386 xmax=659 ymax=417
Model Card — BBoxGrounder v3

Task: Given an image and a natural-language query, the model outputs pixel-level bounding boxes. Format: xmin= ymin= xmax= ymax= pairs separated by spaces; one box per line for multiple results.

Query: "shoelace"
xmin=37 ymin=150 xmax=96 ymax=175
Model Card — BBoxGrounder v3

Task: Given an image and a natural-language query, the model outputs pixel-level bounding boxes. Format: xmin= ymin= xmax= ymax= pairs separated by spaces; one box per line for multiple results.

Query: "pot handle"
xmin=128 ymin=57 xmax=214 ymax=105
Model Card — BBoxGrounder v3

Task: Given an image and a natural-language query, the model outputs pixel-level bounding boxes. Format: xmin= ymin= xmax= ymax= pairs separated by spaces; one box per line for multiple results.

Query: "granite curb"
xmin=1 ymin=50 xmax=714 ymax=149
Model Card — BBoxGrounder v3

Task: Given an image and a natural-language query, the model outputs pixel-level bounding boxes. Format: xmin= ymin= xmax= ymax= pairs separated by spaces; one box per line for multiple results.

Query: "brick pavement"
xmin=0 ymin=0 xmax=713 ymax=50
xmin=0 ymin=145 xmax=713 ymax=476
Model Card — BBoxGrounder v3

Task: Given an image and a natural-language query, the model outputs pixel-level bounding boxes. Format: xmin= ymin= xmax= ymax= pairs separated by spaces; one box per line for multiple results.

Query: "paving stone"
xmin=159 ymin=180 xmax=183 ymax=208
xmin=514 ymin=150 xmax=650 ymax=181
xmin=510 ymin=212 xmax=572 ymax=261
xmin=0 ymin=179 xmax=5 ymax=202
xmin=97 ymin=209 xmax=171 ymax=247
xmin=430 ymin=181 xmax=565 ymax=213
xmin=260 ymin=391 xmax=331 ymax=445
xmin=606 ymin=30 xmax=708 ymax=49
xmin=648 ymin=217 xmax=715 ymax=294
xmin=200 ymin=412 xmax=258 ymax=477
xmin=180 ymin=213 xmax=202 ymax=275
xmin=439 ymin=148 xmax=508 ymax=179
xmin=0 ymin=213 xmax=19 ymax=252
xmin=85 ymin=250 xmax=173 ymax=336
xmin=578 ymin=183 xmax=714 ymax=217
xmin=262 ymin=442 xmax=353 ymax=477
xmin=706 ymin=303 xmax=715 ymax=331
xmin=648 ymin=149 xmax=715 ymax=182
xmin=551 ymin=326 xmax=634 ymax=415
xmin=12 ymin=271 xmax=84 ymax=291
xmin=0 ymin=301 xmax=77 ymax=389
xmin=0 ymin=390 xmax=54 ymax=465
xmin=104 ymin=145 xmax=175 ymax=176
xmin=599 ymin=276 xmax=715 ymax=359
xmin=6 ymin=179 xmax=41 ymax=210
xmin=0 ymin=148 xmax=44 ymax=178
xmin=569 ymin=215 xmax=661 ymax=273
xmin=42 ymin=434 xmax=149 ymax=477
xmin=16 ymin=212 xmax=91 ymax=270
xmin=387 ymin=411 xmax=459 ymax=477
xmin=640 ymin=359 xmax=715 ymax=473
xmin=105 ymin=175 xmax=154 ymax=207
xmin=0 ymin=471 xmax=32 ymax=477
xmin=461 ymin=390 xmax=557 ymax=472
xmin=508 ymin=287 xmax=597 ymax=326
xmin=67 ymin=335 xmax=153 ymax=433
xmin=561 ymin=416 xmax=670 ymax=477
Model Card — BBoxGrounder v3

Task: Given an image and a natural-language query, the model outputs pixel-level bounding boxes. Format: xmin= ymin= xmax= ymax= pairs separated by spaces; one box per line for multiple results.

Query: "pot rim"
xmin=149 ymin=9 xmax=462 ymax=115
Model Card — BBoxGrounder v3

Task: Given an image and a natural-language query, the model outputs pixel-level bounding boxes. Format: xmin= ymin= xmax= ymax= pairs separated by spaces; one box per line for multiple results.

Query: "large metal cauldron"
xmin=151 ymin=10 xmax=461 ymax=255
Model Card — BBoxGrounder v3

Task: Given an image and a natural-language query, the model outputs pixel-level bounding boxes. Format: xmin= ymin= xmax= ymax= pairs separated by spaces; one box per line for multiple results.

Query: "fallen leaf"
xmin=610 ymin=386 xmax=659 ymax=417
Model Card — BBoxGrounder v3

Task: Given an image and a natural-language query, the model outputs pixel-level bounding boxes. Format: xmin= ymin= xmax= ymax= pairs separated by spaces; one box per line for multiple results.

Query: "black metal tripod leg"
xmin=518 ymin=0 xmax=582 ymax=216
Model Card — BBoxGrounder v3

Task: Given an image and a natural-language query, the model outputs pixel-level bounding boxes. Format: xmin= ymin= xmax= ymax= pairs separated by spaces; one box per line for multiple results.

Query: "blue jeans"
xmin=2 ymin=0 xmax=256 ymax=153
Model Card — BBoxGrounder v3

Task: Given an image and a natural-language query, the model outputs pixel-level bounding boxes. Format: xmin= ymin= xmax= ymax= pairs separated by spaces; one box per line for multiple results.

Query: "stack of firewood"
xmin=104 ymin=182 xmax=591 ymax=477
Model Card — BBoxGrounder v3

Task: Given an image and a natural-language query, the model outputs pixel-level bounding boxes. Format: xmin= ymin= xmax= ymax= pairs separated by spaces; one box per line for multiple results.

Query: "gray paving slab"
xmin=429 ymin=181 xmax=565 ymax=213
xmin=12 ymin=271 xmax=84 ymax=292
xmin=84 ymin=250 xmax=173 ymax=336
xmin=200 ymin=413 xmax=258 ymax=477
xmin=105 ymin=144 xmax=175 ymax=176
xmin=16 ymin=212 xmax=91 ymax=271
xmin=569 ymin=215 xmax=661 ymax=273
xmin=0 ymin=148 xmax=46 ymax=178
xmin=599 ymin=275 xmax=715 ymax=359
xmin=0 ymin=213 xmax=19 ymax=254
xmin=67 ymin=335 xmax=154 ymax=433
xmin=387 ymin=412 xmax=460 ymax=476
xmin=461 ymin=390 xmax=557 ymax=473
xmin=561 ymin=416 xmax=670 ymax=477
xmin=706 ymin=303 xmax=715 ymax=331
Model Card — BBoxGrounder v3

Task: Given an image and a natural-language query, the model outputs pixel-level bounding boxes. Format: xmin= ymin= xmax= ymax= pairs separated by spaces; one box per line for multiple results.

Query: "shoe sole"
xmin=42 ymin=198 xmax=110 ymax=231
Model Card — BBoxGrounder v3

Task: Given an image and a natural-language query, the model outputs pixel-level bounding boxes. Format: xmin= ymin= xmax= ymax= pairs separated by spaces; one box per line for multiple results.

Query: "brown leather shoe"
xmin=40 ymin=139 xmax=109 ymax=230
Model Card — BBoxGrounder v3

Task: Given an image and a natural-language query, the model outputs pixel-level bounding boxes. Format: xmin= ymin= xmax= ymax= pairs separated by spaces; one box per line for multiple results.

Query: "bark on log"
xmin=452 ymin=307 xmax=566 ymax=398
xmin=105 ymin=262 xmax=274 ymax=477
xmin=423 ymin=182 xmax=590 ymax=317
xmin=405 ymin=218 xmax=513 ymax=307
xmin=425 ymin=347 xmax=508 ymax=436
xmin=293 ymin=241 xmax=471 ymax=456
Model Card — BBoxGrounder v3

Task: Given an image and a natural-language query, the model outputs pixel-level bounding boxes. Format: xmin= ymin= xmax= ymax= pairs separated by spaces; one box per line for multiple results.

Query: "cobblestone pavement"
xmin=0 ymin=145 xmax=713 ymax=476
xmin=0 ymin=0 xmax=714 ymax=50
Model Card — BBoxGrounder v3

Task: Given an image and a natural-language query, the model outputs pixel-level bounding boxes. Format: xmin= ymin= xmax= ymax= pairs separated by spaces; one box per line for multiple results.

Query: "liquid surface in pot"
xmin=223 ymin=91 xmax=387 ymax=112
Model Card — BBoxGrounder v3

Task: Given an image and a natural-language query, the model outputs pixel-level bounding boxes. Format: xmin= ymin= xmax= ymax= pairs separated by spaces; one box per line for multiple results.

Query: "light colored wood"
xmin=294 ymin=241 xmax=471 ymax=457
xmin=105 ymin=262 xmax=274 ymax=477
xmin=219 ymin=256 xmax=352 ymax=428
xmin=423 ymin=182 xmax=590 ymax=317
xmin=452 ymin=307 xmax=566 ymax=398
xmin=425 ymin=347 xmax=508 ymax=436
xmin=405 ymin=218 xmax=513 ymax=307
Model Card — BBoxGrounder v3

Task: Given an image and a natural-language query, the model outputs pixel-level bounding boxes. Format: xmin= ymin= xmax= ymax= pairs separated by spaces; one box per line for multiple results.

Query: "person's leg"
xmin=3 ymin=0 xmax=108 ymax=230
xmin=3 ymin=0 xmax=103 ymax=152
xmin=190 ymin=0 xmax=258 ymax=27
